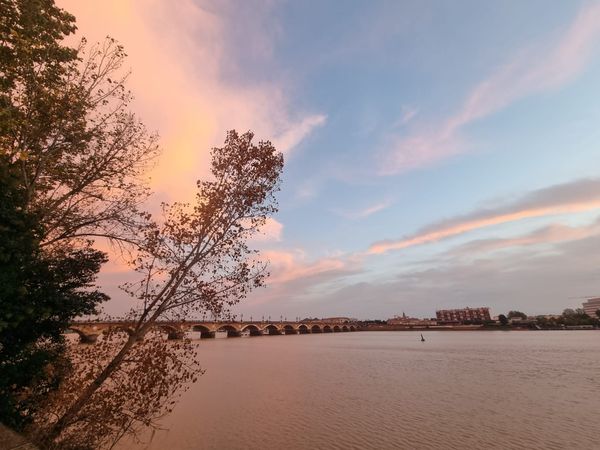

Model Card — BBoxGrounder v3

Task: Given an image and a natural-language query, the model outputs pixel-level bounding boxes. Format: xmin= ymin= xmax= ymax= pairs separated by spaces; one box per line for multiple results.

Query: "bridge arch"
xmin=102 ymin=325 xmax=134 ymax=336
xmin=262 ymin=324 xmax=280 ymax=335
xmin=282 ymin=324 xmax=296 ymax=335
xmin=310 ymin=324 xmax=322 ymax=333
xmin=67 ymin=327 xmax=99 ymax=344
xmin=333 ymin=325 xmax=341 ymax=332
xmin=156 ymin=325 xmax=184 ymax=340
xmin=192 ymin=324 xmax=214 ymax=339
xmin=217 ymin=324 xmax=240 ymax=337
xmin=297 ymin=324 xmax=309 ymax=334
xmin=323 ymin=325 xmax=332 ymax=333
xmin=342 ymin=325 xmax=349 ymax=332
xmin=241 ymin=324 xmax=262 ymax=336
xmin=350 ymin=325 xmax=356 ymax=331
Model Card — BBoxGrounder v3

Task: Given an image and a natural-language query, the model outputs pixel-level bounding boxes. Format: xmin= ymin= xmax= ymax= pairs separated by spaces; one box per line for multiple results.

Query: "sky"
xmin=58 ymin=0 xmax=600 ymax=320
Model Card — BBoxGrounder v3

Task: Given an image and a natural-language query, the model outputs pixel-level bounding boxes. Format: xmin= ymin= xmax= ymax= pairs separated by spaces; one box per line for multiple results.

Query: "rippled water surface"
xmin=126 ymin=331 xmax=600 ymax=450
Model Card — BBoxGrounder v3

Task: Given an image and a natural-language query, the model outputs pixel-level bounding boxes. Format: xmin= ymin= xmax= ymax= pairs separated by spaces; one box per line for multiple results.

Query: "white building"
xmin=582 ymin=297 xmax=600 ymax=317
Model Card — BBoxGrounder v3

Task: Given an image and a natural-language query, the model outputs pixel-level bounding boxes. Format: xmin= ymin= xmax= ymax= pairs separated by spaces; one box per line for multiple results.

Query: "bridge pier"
xmin=167 ymin=330 xmax=185 ymax=340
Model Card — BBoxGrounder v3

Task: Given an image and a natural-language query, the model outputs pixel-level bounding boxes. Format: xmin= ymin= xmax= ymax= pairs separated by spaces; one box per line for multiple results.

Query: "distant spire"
xmin=402 ymin=311 xmax=406 ymax=319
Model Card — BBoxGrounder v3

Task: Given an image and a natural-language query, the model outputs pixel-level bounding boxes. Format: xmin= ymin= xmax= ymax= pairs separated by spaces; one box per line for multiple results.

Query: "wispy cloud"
xmin=261 ymin=249 xmax=357 ymax=285
xmin=252 ymin=218 xmax=284 ymax=243
xmin=380 ymin=2 xmax=600 ymax=174
xmin=368 ymin=178 xmax=600 ymax=254
xmin=242 ymin=248 xmax=362 ymax=307
xmin=273 ymin=114 xmax=327 ymax=157
xmin=335 ymin=200 xmax=392 ymax=220
xmin=447 ymin=219 xmax=600 ymax=257
xmin=393 ymin=106 xmax=418 ymax=127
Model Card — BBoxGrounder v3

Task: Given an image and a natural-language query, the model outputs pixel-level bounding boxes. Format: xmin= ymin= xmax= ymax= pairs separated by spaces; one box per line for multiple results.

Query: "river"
xmin=125 ymin=331 xmax=600 ymax=450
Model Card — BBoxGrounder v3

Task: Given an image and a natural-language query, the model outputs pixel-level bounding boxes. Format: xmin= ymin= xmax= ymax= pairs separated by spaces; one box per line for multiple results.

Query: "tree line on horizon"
xmin=0 ymin=1 xmax=283 ymax=448
xmin=489 ymin=309 xmax=599 ymax=328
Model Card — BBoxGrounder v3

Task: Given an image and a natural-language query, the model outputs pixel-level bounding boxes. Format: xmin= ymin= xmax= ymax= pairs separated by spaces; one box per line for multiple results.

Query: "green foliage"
xmin=2 ymin=0 xmax=158 ymax=250
xmin=0 ymin=157 xmax=108 ymax=428
xmin=498 ymin=314 xmax=509 ymax=326
xmin=596 ymin=309 xmax=600 ymax=319
xmin=534 ymin=309 xmax=599 ymax=328
xmin=507 ymin=310 xmax=528 ymax=320
xmin=0 ymin=0 xmax=79 ymax=159
xmin=559 ymin=308 xmax=596 ymax=327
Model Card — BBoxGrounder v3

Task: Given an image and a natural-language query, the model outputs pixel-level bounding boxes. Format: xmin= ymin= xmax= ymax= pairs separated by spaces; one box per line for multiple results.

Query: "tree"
xmin=1 ymin=0 xmax=159 ymax=251
xmin=0 ymin=155 xmax=108 ymax=428
xmin=498 ymin=314 xmax=509 ymax=326
xmin=1 ymin=0 xmax=157 ymax=432
xmin=596 ymin=310 xmax=600 ymax=319
xmin=38 ymin=131 xmax=283 ymax=447
xmin=507 ymin=311 xmax=527 ymax=320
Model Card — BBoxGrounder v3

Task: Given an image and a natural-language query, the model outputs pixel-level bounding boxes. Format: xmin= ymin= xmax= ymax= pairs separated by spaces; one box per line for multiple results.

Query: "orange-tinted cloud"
xmin=261 ymin=249 xmax=352 ymax=285
xmin=448 ymin=220 xmax=600 ymax=256
xmin=58 ymin=0 xmax=326 ymax=203
xmin=369 ymin=178 xmax=600 ymax=254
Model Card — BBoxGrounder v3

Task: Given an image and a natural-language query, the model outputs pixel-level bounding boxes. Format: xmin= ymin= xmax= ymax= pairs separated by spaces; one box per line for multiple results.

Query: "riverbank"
xmin=361 ymin=324 xmax=598 ymax=331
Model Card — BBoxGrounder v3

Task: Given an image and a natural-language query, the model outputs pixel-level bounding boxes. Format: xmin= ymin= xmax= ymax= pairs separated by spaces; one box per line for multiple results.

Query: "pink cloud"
xmin=241 ymin=248 xmax=363 ymax=307
xmin=369 ymin=201 xmax=600 ymax=254
xmin=448 ymin=220 xmax=600 ymax=256
xmin=58 ymin=0 xmax=326 ymax=203
xmin=381 ymin=2 xmax=600 ymax=174
xmin=368 ymin=178 xmax=600 ymax=254
xmin=262 ymin=249 xmax=352 ymax=284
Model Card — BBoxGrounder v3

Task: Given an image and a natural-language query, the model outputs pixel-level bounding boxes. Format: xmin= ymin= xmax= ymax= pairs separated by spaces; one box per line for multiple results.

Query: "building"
xmin=436 ymin=307 xmax=491 ymax=324
xmin=320 ymin=317 xmax=355 ymax=324
xmin=387 ymin=312 xmax=436 ymax=326
xmin=582 ymin=297 xmax=600 ymax=317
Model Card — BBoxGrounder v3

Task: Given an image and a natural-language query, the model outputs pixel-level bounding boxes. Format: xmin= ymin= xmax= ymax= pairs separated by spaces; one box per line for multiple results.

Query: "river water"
xmin=126 ymin=331 xmax=600 ymax=450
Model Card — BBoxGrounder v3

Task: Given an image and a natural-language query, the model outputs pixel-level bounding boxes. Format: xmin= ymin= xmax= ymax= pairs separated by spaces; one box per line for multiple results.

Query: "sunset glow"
xmin=57 ymin=0 xmax=600 ymax=318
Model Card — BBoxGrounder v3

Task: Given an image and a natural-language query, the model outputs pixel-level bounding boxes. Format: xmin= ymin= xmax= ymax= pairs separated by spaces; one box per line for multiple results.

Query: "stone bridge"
xmin=68 ymin=321 xmax=360 ymax=343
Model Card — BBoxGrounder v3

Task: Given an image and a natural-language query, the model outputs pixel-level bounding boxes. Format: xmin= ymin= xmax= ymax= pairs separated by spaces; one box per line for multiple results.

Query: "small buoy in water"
xmin=420 ymin=334 xmax=425 ymax=342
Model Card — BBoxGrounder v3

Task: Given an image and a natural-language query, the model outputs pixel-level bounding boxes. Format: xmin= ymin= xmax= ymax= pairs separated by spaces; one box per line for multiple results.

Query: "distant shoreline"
xmin=361 ymin=325 xmax=598 ymax=331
